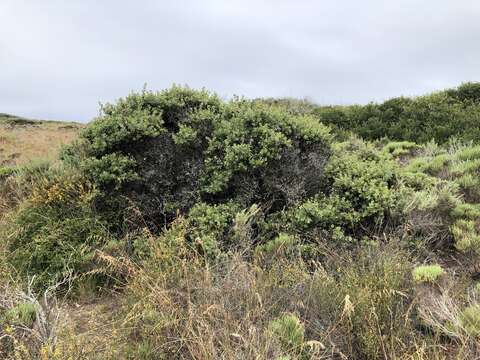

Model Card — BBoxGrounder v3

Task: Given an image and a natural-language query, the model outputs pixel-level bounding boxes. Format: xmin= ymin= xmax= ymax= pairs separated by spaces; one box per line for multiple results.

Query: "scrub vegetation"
xmin=2 ymin=84 xmax=480 ymax=359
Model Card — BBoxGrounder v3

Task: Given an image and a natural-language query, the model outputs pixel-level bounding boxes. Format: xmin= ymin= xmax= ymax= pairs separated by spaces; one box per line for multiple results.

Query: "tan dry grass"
xmin=0 ymin=122 xmax=82 ymax=167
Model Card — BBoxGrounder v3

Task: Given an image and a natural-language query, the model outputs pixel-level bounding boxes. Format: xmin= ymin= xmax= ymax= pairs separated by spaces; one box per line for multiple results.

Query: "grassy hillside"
xmin=2 ymin=86 xmax=480 ymax=359
xmin=0 ymin=113 xmax=82 ymax=167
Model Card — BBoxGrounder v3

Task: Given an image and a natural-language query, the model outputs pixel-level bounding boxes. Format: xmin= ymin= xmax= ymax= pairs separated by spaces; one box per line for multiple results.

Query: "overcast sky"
xmin=1 ymin=1 xmax=480 ymax=122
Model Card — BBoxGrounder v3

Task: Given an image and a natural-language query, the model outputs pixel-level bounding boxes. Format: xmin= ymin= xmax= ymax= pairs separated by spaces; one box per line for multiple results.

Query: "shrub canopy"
xmin=64 ymin=86 xmax=333 ymax=230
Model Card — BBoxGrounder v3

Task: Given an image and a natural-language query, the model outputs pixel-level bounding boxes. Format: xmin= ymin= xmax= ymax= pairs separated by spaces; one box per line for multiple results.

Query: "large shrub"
xmin=3 ymin=87 xmax=333 ymax=288
xmin=65 ymin=86 xmax=333 ymax=231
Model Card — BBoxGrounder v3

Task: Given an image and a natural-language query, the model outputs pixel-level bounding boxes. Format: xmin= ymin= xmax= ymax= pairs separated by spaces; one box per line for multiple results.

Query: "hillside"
xmin=2 ymin=85 xmax=480 ymax=359
xmin=0 ymin=113 xmax=82 ymax=167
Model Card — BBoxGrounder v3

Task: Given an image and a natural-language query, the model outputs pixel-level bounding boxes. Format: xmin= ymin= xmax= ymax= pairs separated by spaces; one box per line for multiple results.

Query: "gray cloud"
xmin=1 ymin=0 xmax=479 ymax=122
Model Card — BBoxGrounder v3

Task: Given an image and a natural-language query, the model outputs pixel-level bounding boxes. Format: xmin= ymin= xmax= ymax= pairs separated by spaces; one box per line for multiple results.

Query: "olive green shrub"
xmin=64 ymin=86 xmax=332 ymax=232
xmin=284 ymin=139 xmax=403 ymax=241
xmin=459 ymin=305 xmax=480 ymax=337
xmin=6 ymin=171 xmax=114 ymax=289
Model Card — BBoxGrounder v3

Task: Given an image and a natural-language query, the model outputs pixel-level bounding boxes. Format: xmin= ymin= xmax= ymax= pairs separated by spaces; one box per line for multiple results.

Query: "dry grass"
xmin=0 ymin=120 xmax=82 ymax=167
xmin=77 ymin=223 xmax=444 ymax=360
xmin=0 ymin=119 xmax=81 ymax=220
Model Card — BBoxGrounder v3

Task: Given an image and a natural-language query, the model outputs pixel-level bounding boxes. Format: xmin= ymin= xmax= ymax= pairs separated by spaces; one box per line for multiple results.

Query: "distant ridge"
xmin=0 ymin=113 xmax=38 ymax=126
xmin=0 ymin=112 xmax=81 ymax=126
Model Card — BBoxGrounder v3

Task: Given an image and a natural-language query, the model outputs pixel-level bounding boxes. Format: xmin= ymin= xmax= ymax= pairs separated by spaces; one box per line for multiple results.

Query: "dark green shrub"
xmin=311 ymin=83 xmax=480 ymax=144
xmin=447 ymin=82 xmax=480 ymax=104
xmin=313 ymin=105 xmax=355 ymax=140
xmin=65 ymin=86 xmax=333 ymax=232
xmin=6 ymin=87 xmax=333 ymax=287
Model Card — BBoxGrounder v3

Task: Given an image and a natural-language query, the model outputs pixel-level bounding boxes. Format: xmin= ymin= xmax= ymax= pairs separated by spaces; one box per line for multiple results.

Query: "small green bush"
xmin=455 ymin=173 xmax=480 ymax=202
xmin=456 ymin=145 xmax=480 ymax=161
xmin=187 ymin=202 xmax=239 ymax=255
xmin=451 ymin=220 xmax=480 ymax=254
xmin=268 ymin=314 xmax=305 ymax=354
xmin=451 ymin=203 xmax=480 ymax=220
xmin=458 ymin=305 xmax=480 ymax=337
xmin=450 ymin=158 xmax=480 ymax=176
xmin=2 ymin=302 xmax=36 ymax=327
xmin=412 ymin=264 xmax=445 ymax=283
xmin=285 ymin=139 xmax=403 ymax=239
xmin=412 ymin=181 xmax=461 ymax=214
xmin=382 ymin=141 xmax=419 ymax=157
xmin=0 ymin=166 xmax=14 ymax=178
xmin=255 ymin=233 xmax=298 ymax=259
xmin=416 ymin=154 xmax=452 ymax=176
xmin=399 ymin=171 xmax=437 ymax=191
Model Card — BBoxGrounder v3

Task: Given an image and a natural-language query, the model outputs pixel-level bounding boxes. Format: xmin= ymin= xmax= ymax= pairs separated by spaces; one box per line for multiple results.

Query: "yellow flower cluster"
xmin=30 ymin=176 xmax=94 ymax=206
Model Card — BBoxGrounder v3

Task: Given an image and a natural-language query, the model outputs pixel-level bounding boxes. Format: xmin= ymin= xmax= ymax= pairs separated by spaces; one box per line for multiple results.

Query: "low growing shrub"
xmin=459 ymin=305 xmax=480 ymax=337
xmin=412 ymin=264 xmax=445 ymax=283
xmin=267 ymin=313 xmax=305 ymax=355
xmin=1 ymin=302 xmax=36 ymax=327
xmin=7 ymin=172 xmax=114 ymax=289
xmin=451 ymin=219 xmax=480 ymax=254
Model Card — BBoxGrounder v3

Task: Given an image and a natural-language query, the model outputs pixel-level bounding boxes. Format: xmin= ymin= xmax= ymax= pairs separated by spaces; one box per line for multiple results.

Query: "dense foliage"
xmin=270 ymin=82 xmax=480 ymax=144
xmin=63 ymin=87 xmax=333 ymax=231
